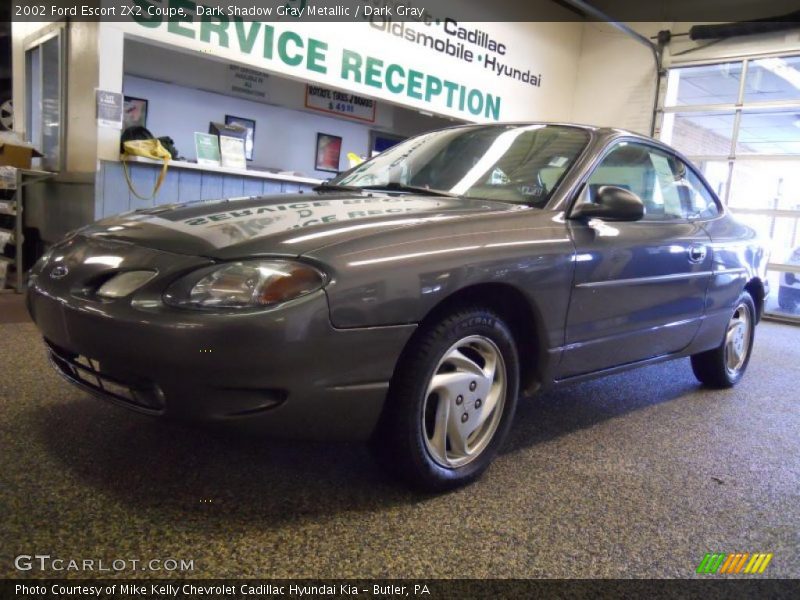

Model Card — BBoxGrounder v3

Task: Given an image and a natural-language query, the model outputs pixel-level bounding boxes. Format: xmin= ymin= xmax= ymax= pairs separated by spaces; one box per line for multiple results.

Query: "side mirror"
xmin=570 ymin=185 xmax=645 ymax=222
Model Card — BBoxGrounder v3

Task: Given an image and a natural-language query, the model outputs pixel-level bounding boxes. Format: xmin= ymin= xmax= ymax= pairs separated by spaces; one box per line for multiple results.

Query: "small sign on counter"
xmin=219 ymin=136 xmax=246 ymax=170
xmin=194 ymin=133 xmax=221 ymax=167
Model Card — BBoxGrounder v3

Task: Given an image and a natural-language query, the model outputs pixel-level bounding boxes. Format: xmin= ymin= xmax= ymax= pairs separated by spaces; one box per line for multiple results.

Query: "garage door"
xmin=659 ymin=55 xmax=800 ymax=323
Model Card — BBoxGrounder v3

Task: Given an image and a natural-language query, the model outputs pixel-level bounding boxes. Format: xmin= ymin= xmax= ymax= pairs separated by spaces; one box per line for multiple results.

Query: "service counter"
xmin=96 ymin=157 xmax=322 ymax=219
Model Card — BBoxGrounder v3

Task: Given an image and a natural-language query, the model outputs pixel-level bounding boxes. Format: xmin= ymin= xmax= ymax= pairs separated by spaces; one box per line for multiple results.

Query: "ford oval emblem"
xmin=50 ymin=265 xmax=69 ymax=279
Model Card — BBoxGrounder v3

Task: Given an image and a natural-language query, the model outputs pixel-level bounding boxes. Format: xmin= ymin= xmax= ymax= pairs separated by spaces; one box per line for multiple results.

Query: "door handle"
xmin=688 ymin=244 xmax=707 ymax=264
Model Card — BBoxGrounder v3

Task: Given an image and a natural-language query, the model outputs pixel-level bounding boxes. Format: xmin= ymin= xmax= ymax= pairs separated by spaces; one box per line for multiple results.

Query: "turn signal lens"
xmin=165 ymin=261 xmax=326 ymax=309
xmin=96 ymin=271 xmax=158 ymax=298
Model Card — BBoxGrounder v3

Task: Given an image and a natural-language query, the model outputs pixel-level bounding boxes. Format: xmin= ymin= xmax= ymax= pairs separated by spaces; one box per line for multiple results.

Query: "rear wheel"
xmin=691 ymin=291 xmax=755 ymax=388
xmin=372 ymin=307 xmax=519 ymax=491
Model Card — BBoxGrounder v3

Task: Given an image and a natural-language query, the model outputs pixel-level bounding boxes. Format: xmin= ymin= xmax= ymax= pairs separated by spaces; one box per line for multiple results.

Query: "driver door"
xmin=557 ymin=141 xmax=713 ymax=378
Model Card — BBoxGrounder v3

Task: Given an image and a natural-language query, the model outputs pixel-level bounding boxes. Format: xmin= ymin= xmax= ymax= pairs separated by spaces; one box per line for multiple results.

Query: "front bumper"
xmin=26 ymin=239 xmax=415 ymax=440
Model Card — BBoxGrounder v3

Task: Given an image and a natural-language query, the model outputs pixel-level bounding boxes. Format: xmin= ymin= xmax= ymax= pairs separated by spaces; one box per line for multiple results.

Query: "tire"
xmin=778 ymin=287 xmax=796 ymax=311
xmin=371 ymin=306 xmax=520 ymax=492
xmin=691 ymin=291 xmax=756 ymax=388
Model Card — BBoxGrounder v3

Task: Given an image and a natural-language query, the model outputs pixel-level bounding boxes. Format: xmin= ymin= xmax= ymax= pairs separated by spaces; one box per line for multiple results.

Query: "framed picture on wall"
xmin=370 ymin=131 xmax=406 ymax=157
xmin=225 ymin=115 xmax=256 ymax=161
xmin=123 ymin=96 xmax=148 ymax=130
xmin=315 ymin=133 xmax=342 ymax=173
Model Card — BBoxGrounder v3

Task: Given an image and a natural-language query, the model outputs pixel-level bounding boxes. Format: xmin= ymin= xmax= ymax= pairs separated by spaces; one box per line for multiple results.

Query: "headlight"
xmin=164 ymin=260 xmax=326 ymax=309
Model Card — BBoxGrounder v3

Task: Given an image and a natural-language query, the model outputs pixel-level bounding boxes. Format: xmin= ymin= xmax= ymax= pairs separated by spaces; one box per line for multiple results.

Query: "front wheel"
xmin=371 ymin=307 xmax=520 ymax=491
xmin=691 ymin=291 xmax=756 ymax=388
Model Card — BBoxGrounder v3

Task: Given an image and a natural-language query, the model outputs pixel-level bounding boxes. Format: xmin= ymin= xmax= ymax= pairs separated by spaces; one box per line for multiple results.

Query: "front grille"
xmin=45 ymin=340 xmax=165 ymax=414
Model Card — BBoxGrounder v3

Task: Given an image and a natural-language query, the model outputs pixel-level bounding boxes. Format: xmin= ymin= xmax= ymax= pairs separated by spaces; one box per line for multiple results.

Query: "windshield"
xmin=332 ymin=125 xmax=589 ymax=207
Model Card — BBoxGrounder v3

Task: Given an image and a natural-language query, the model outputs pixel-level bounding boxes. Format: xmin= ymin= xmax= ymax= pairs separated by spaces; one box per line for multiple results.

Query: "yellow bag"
xmin=121 ymin=139 xmax=171 ymax=200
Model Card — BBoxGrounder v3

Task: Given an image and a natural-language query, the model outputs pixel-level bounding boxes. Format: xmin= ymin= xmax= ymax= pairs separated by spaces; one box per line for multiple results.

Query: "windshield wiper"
xmin=312 ymin=182 xmax=366 ymax=193
xmin=359 ymin=182 xmax=457 ymax=197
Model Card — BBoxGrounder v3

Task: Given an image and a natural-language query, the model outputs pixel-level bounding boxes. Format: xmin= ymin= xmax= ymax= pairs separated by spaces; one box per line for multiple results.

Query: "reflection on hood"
xmin=109 ymin=195 xmax=513 ymax=247
xmin=81 ymin=193 xmax=524 ymax=258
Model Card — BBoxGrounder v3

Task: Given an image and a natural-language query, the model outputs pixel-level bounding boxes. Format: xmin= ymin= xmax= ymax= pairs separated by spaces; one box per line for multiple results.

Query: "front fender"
xmin=309 ymin=211 xmax=576 ymax=353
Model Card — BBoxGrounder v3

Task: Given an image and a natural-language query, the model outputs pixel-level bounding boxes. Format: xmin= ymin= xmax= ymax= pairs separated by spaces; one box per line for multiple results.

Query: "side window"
xmin=678 ymin=162 xmax=721 ymax=219
xmin=582 ymin=143 xmax=688 ymax=221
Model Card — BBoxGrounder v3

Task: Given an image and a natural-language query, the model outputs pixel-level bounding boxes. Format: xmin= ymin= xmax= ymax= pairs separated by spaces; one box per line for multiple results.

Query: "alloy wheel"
xmin=422 ymin=335 xmax=507 ymax=468
xmin=724 ymin=303 xmax=751 ymax=377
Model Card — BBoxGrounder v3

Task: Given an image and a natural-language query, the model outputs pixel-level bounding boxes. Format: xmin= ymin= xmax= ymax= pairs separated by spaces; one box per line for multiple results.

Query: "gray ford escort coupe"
xmin=27 ymin=124 xmax=768 ymax=490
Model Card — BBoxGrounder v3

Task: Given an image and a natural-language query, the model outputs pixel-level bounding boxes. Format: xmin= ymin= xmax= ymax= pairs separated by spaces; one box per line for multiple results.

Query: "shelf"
xmin=1 ymin=169 xmax=55 ymax=293
xmin=121 ymin=156 xmax=322 ymax=185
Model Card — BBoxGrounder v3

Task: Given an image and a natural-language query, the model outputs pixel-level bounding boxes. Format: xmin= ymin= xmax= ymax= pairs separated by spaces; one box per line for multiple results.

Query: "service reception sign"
xmin=108 ymin=1 xmax=582 ymax=123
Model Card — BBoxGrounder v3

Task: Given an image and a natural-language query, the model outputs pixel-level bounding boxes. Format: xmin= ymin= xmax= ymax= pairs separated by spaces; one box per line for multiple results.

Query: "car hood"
xmin=77 ymin=193 xmax=526 ymax=259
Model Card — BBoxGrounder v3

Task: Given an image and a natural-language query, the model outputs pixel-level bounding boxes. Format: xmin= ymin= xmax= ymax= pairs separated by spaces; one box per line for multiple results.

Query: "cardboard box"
xmin=0 ymin=142 xmax=44 ymax=169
